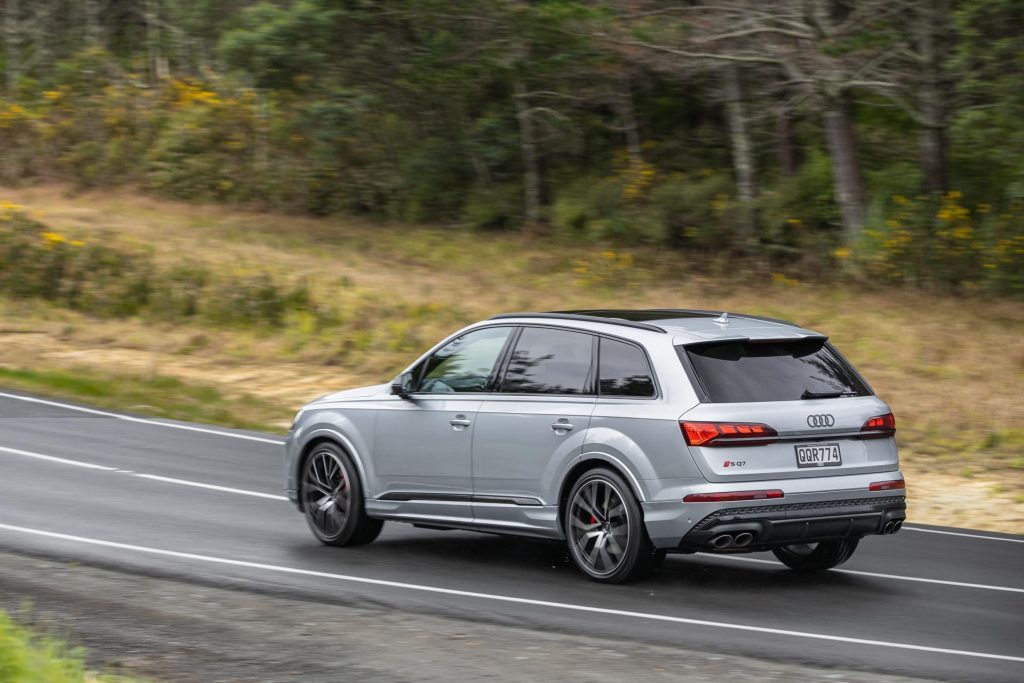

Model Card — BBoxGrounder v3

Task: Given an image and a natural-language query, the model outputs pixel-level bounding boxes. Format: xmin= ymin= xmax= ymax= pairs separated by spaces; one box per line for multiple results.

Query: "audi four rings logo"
xmin=807 ymin=414 xmax=835 ymax=428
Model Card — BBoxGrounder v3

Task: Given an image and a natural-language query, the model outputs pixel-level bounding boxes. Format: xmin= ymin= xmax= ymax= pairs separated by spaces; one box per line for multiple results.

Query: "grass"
xmin=0 ymin=185 xmax=1021 ymax=532
xmin=0 ymin=609 xmax=146 ymax=683
xmin=0 ymin=367 xmax=283 ymax=433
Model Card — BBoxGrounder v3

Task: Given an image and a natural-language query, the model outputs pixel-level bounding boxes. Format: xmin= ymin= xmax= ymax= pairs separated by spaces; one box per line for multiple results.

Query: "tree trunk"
xmin=775 ymin=103 xmax=799 ymax=178
xmin=616 ymin=74 xmax=643 ymax=167
xmin=513 ymin=80 xmax=541 ymax=230
xmin=84 ymin=0 xmax=101 ymax=45
xmin=917 ymin=0 xmax=950 ymax=194
xmin=822 ymin=98 xmax=866 ymax=242
xmin=724 ymin=65 xmax=757 ymax=244
xmin=145 ymin=0 xmax=164 ymax=83
xmin=4 ymin=0 xmax=20 ymax=94
xmin=919 ymin=123 xmax=947 ymax=194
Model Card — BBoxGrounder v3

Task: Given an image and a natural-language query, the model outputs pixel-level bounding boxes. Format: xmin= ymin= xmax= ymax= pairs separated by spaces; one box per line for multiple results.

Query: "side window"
xmin=599 ymin=337 xmax=656 ymax=397
xmin=418 ymin=326 xmax=513 ymax=394
xmin=500 ymin=327 xmax=595 ymax=395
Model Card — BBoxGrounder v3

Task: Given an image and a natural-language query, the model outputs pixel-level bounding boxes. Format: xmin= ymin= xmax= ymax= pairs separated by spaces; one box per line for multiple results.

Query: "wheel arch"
xmin=557 ymin=457 xmax=646 ymax=528
xmin=295 ymin=431 xmax=368 ymax=512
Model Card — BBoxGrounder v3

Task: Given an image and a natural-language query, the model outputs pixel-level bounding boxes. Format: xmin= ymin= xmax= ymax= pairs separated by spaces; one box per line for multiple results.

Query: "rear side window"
xmin=681 ymin=339 xmax=870 ymax=403
xmin=500 ymin=327 xmax=595 ymax=395
xmin=599 ymin=338 xmax=655 ymax=397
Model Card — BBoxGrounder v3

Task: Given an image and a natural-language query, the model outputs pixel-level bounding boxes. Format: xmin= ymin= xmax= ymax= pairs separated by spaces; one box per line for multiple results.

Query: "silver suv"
xmin=284 ymin=310 xmax=906 ymax=583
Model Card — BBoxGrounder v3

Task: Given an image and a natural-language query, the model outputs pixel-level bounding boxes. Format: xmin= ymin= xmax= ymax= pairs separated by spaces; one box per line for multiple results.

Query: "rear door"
xmin=472 ymin=326 xmax=597 ymax=525
xmin=678 ymin=338 xmax=898 ymax=482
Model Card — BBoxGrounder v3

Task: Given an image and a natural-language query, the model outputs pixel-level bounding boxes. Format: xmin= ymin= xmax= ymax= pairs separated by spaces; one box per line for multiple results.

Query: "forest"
xmin=1 ymin=0 xmax=1022 ymax=293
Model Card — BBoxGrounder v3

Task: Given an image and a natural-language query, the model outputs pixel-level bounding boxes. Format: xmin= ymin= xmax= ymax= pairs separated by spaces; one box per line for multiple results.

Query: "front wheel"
xmin=301 ymin=442 xmax=383 ymax=547
xmin=564 ymin=468 xmax=656 ymax=583
xmin=771 ymin=539 xmax=859 ymax=572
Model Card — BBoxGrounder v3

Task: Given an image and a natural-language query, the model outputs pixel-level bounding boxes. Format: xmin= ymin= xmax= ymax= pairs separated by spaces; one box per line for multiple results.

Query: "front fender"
xmin=285 ymin=407 xmax=378 ymax=505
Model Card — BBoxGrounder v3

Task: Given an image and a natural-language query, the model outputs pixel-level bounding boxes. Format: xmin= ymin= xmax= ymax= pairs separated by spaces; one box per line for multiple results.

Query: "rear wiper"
xmin=801 ymin=389 xmax=858 ymax=400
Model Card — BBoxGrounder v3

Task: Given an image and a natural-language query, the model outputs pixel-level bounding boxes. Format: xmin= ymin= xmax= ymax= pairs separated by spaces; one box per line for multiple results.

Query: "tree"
xmin=603 ymin=0 xmax=959 ymax=241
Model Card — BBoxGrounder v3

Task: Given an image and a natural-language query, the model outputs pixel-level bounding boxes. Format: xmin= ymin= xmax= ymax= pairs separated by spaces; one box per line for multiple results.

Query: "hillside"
xmin=1 ymin=185 xmax=1021 ymax=532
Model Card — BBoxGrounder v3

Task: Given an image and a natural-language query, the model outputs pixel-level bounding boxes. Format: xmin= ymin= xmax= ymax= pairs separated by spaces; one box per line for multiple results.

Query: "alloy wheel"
xmin=302 ymin=449 xmax=351 ymax=538
xmin=568 ymin=477 xmax=630 ymax=576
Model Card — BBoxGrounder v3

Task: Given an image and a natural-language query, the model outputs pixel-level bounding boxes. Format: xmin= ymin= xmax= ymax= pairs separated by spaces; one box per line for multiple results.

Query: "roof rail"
xmin=619 ymin=308 xmax=799 ymax=328
xmin=488 ymin=312 xmax=667 ymax=333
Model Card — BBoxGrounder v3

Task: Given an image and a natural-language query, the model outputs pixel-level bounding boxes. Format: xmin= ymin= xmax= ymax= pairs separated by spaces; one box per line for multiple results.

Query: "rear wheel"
xmin=564 ymin=468 xmax=656 ymax=583
xmin=771 ymin=539 xmax=859 ymax=572
xmin=301 ymin=442 xmax=383 ymax=547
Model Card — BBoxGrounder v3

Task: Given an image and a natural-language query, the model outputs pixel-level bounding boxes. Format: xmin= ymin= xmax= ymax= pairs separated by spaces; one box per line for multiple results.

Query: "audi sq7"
xmin=284 ymin=310 xmax=906 ymax=583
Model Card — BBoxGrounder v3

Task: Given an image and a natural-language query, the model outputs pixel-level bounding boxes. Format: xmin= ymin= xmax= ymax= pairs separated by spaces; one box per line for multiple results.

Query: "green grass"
xmin=0 ymin=367 xmax=286 ymax=433
xmin=0 ymin=610 xmax=146 ymax=683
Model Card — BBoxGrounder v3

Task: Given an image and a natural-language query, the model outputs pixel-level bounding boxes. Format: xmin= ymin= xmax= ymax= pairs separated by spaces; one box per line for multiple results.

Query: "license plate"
xmin=795 ymin=443 xmax=842 ymax=468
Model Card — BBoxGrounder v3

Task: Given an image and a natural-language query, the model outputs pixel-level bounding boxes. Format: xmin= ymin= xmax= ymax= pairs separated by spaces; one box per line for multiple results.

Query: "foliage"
xmin=854 ymin=192 xmax=1024 ymax=294
xmin=0 ymin=609 xmax=146 ymax=683
xmin=0 ymin=205 xmax=310 ymax=325
xmin=0 ymin=1 xmax=1022 ymax=295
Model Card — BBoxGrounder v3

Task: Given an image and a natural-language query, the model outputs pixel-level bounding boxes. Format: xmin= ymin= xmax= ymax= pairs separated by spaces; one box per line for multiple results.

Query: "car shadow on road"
xmin=287 ymin=527 xmax=902 ymax=602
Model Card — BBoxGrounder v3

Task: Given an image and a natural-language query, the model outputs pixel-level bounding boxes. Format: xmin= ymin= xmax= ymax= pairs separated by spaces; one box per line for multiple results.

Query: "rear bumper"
xmin=677 ymin=495 xmax=906 ymax=552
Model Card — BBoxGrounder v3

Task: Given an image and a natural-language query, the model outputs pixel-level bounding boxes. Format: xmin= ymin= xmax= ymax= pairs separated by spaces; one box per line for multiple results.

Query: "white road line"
xmin=700 ymin=554 xmax=1024 ymax=594
xmin=0 ymin=523 xmax=1020 ymax=664
xmin=133 ymin=474 xmax=288 ymax=501
xmin=0 ymin=445 xmax=287 ymax=501
xmin=903 ymin=526 xmax=1024 ymax=544
xmin=0 ymin=391 xmax=285 ymax=445
xmin=0 ymin=445 xmax=119 ymax=471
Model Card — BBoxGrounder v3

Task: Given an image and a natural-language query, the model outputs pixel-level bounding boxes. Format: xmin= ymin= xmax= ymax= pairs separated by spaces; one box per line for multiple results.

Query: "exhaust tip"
xmin=733 ymin=532 xmax=754 ymax=548
xmin=710 ymin=534 xmax=734 ymax=549
xmin=883 ymin=521 xmax=896 ymax=534
xmin=892 ymin=520 xmax=903 ymax=533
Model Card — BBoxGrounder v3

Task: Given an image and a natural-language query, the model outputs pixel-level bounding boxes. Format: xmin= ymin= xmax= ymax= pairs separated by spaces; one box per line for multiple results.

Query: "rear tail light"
xmin=684 ymin=489 xmax=784 ymax=503
xmin=861 ymin=412 xmax=896 ymax=439
xmin=680 ymin=421 xmax=778 ymax=447
xmin=869 ymin=479 xmax=905 ymax=491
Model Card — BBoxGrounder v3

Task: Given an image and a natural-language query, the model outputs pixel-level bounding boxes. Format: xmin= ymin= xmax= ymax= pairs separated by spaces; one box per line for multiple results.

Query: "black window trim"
xmin=595 ymin=335 xmax=661 ymax=401
xmin=406 ymin=322 xmax=663 ymax=400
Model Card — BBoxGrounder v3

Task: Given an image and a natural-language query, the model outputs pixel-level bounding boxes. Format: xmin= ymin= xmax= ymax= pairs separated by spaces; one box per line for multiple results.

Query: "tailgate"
xmin=681 ymin=397 xmax=899 ymax=483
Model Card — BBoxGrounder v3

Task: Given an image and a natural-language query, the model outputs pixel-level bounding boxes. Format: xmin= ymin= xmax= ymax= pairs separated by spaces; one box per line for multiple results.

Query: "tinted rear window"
xmin=681 ymin=339 xmax=870 ymax=403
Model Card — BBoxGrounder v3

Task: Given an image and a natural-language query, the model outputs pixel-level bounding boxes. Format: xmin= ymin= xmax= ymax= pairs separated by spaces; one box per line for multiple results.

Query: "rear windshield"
xmin=680 ymin=339 xmax=871 ymax=403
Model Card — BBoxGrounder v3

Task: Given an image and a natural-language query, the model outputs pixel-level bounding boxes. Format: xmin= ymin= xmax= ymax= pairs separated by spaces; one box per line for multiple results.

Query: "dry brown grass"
xmin=2 ymin=185 xmax=1022 ymax=532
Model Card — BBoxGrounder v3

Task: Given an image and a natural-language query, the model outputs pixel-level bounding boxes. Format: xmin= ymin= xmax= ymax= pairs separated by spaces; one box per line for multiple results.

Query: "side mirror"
xmin=391 ymin=371 xmax=415 ymax=399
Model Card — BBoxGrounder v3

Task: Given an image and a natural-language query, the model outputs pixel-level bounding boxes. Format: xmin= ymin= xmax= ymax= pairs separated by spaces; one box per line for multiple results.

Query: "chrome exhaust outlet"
xmin=732 ymin=532 xmax=754 ymax=548
xmin=883 ymin=521 xmax=896 ymax=534
xmin=892 ymin=520 xmax=903 ymax=533
xmin=709 ymin=534 xmax=734 ymax=549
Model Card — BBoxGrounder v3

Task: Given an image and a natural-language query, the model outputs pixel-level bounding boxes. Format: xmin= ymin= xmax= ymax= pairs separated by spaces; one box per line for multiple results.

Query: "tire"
xmin=564 ymin=467 xmax=656 ymax=584
xmin=301 ymin=442 xmax=383 ymax=547
xmin=771 ymin=539 xmax=859 ymax=572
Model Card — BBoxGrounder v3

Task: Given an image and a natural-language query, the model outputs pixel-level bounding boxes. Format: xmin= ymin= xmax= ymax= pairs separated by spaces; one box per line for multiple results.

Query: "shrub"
xmin=201 ymin=272 xmax=308 ymax=328
xmin=855 ymin=192 xmax=1024 ymax=294
xmin=0 ymin=206 xmax=152 ymax=316
xmin=0 ymin=206 xmax=321 ymax=326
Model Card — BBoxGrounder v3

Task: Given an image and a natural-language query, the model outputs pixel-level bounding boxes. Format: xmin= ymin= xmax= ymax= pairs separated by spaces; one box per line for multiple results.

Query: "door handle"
xmin=551 ymin=422 xmax=575 ymax=432
xmin=449 ymin=418 xmax=472 ymax=427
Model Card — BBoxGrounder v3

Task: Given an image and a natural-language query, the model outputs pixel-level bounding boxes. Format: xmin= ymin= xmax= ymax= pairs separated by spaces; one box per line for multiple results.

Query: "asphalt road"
xmin=0 ymin=390 xmax=1021 ymax=682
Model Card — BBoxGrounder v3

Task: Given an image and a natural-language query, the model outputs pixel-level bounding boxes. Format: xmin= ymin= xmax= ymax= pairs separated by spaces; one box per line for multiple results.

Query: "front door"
xmin=373 ymin=325 xmax=514 ymax=524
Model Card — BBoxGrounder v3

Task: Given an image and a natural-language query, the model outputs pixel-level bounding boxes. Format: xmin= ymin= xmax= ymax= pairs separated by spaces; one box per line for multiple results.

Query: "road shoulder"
xmin=0 ymin=550 xmax=933 ymax=683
